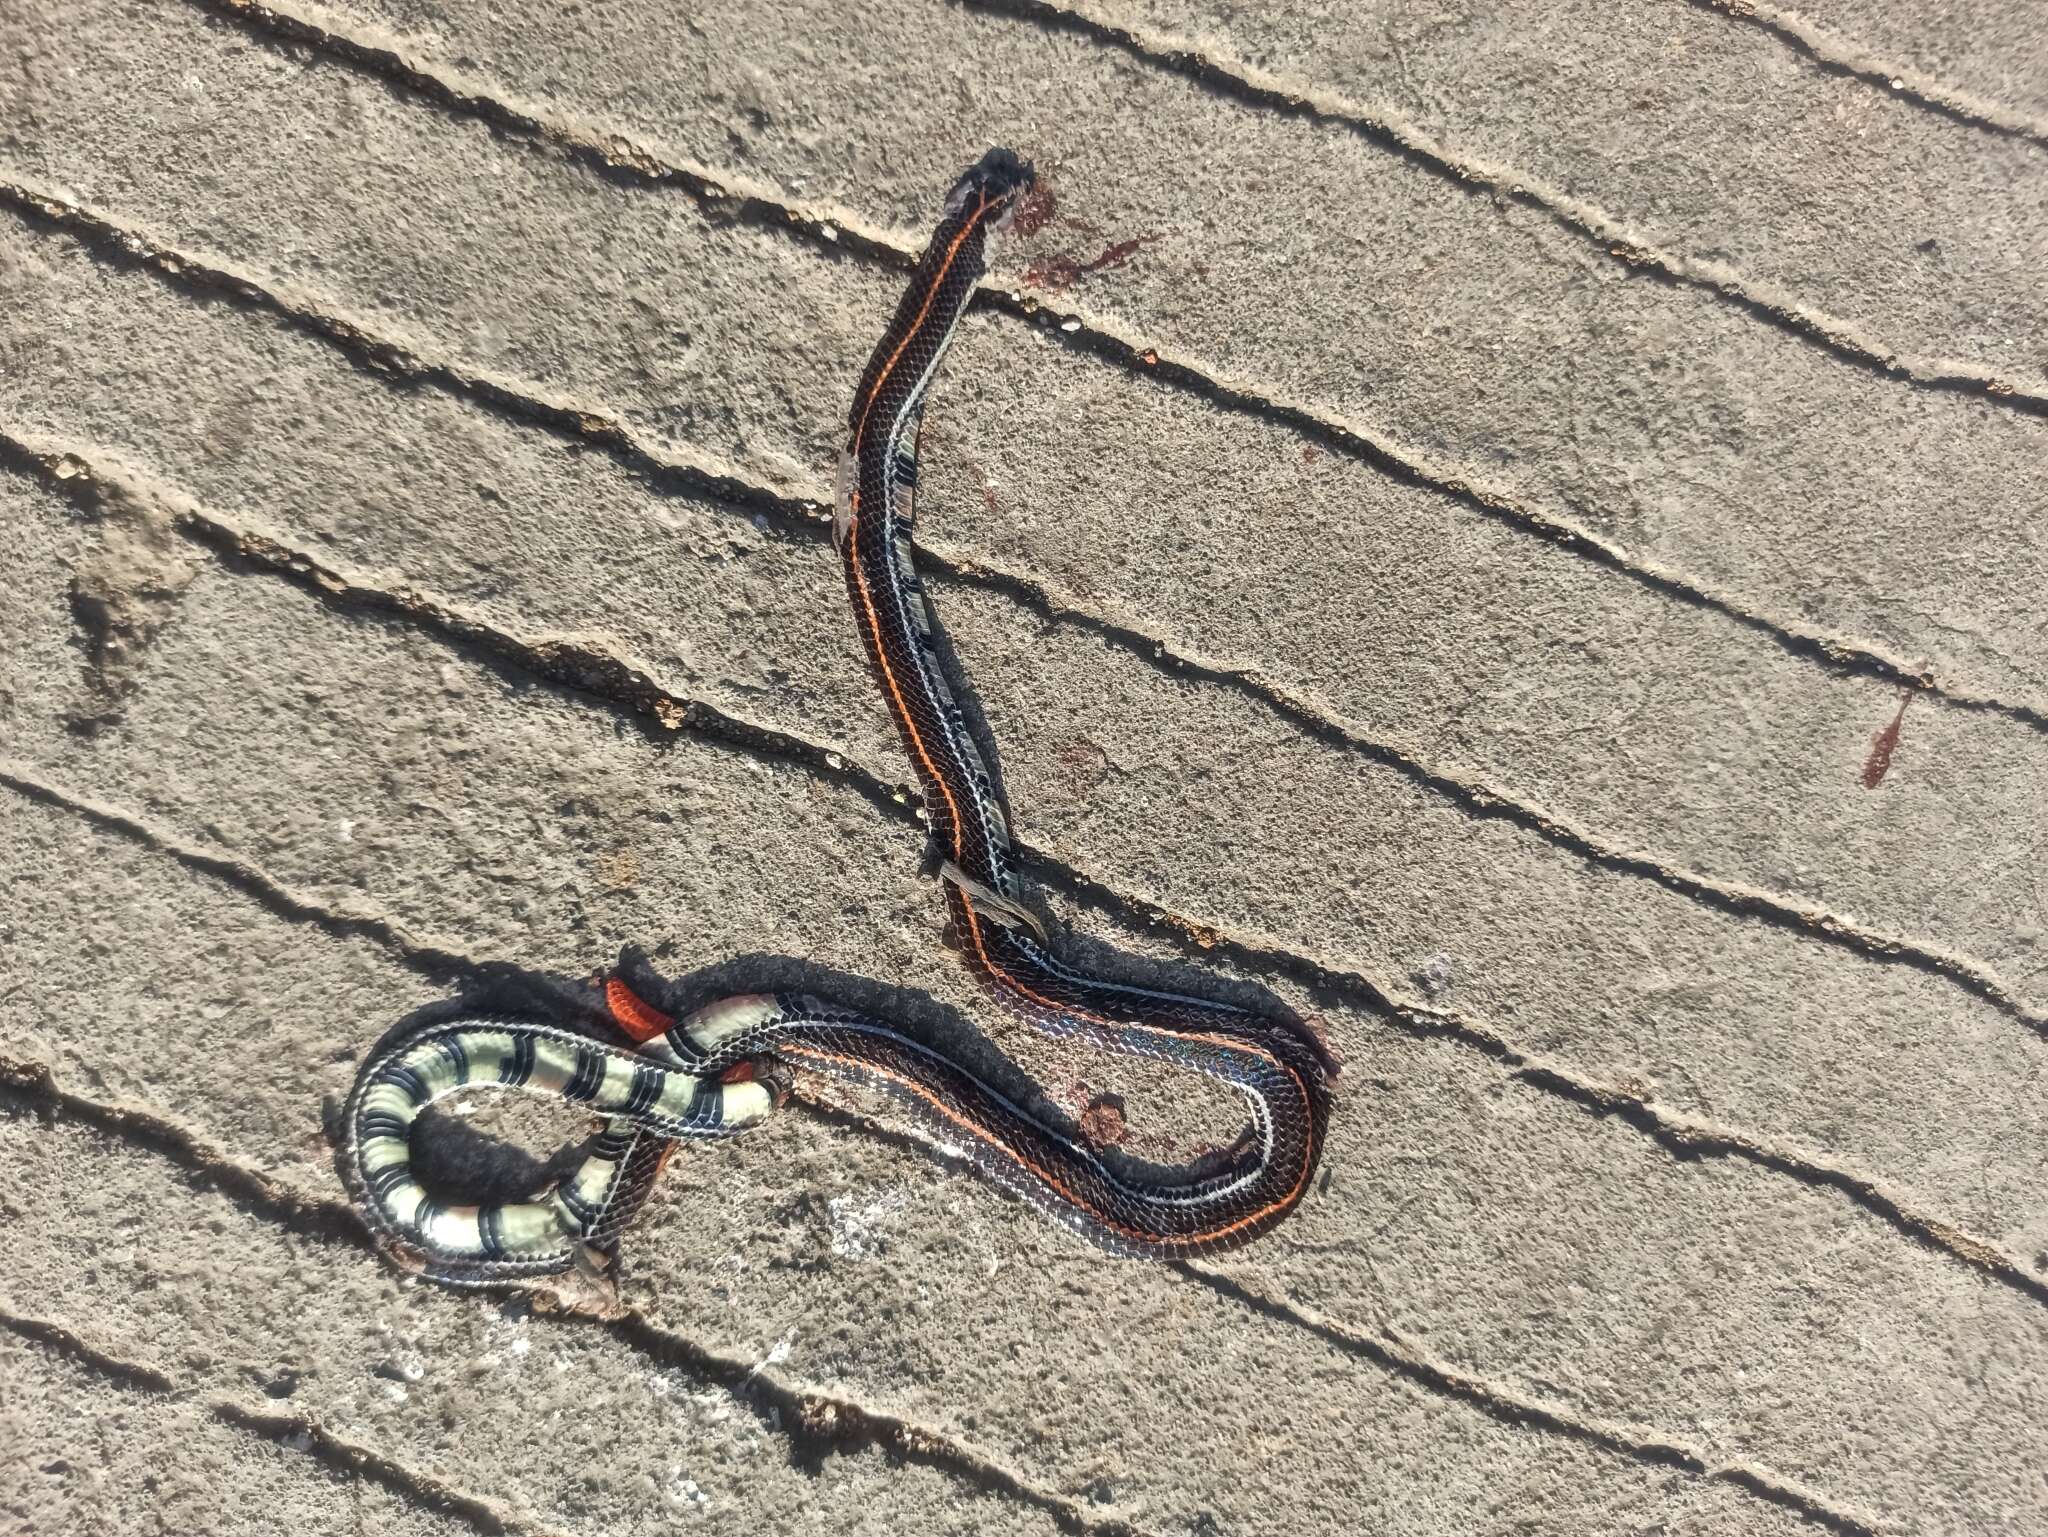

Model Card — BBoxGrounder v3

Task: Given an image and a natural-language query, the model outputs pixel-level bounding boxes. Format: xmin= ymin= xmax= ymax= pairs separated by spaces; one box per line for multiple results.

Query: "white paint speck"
xmin=665 ymin=1468 xmax=711 ymax=1508
xmin=747 ymin=1334 xmax=795 ymax=1382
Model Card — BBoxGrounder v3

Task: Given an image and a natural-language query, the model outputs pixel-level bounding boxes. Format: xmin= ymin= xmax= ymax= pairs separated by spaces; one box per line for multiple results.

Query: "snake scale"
xmin=343 ymin=148 xmax=1338 ymax=1283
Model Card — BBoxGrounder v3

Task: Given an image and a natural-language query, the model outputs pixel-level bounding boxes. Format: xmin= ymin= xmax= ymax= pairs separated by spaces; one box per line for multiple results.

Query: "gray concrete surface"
xmin=1756 ymin=0 xmax=2048 ymax=123
xmin=1 ymin=1 xmax=2044 ymax=1534
xmin=3 ymin=1331 xmax=490 ymax=1537
xmin=1104 ymin=0 xmax=2048 ymax=370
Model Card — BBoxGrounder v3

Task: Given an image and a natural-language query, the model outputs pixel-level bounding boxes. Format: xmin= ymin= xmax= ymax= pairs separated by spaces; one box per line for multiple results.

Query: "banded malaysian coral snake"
xmin=343 ymin=148 xmax=1338 ymax=1285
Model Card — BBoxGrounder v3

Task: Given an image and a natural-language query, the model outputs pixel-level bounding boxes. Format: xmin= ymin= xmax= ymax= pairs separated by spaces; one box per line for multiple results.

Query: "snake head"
xmin=759 ymin=1056 xmax=797 ymax=1108
xmin=944 ymin=147 xmax=1036 ymax=228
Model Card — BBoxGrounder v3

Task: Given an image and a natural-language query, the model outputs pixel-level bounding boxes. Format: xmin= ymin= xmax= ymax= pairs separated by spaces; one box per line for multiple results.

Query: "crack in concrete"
xmin=211 ymin=1402 xmax=555 ymax=1537
xmin=596 ymin=1312 xmax=1156 ymax=1536
xmin=0 ymin=1057 xmax=376 ymax=1246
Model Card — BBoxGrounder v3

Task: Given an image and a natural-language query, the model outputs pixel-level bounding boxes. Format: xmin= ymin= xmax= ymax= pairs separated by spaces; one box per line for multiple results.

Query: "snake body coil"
xmin=344 ymin=149 xmax=1337 ymax=1281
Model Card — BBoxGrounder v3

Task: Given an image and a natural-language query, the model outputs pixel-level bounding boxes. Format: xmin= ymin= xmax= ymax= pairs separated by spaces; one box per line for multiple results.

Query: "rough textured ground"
xmin=1 ymin=2 xmax=2043 ymax=1534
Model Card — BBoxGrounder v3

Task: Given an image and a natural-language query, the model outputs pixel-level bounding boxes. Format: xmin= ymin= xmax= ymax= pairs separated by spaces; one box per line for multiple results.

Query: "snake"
xmin=342 ymin=148 xmax=1338 ymax=1282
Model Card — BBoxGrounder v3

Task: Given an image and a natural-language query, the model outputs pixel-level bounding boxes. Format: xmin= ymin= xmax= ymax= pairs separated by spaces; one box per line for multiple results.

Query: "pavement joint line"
xmin=1177 ymin=1263 xmax=1884 ymax=1537
xmin=214 ymin=1401 xmax=557 ymax=1537
xmin=1681 ymin=0 xmax=2048 ymax=150
xmin=9 ymin=176 xmax=2044 ymax=760
xmin=6 ymin=244 xmax=2047 ymax=1049
xmin=790 ymin=1091 xmax=1887 ymax=1535
xmin=0 ymin=1075 xmax=1159 ymax=1537
xmin=100 ymin=0 xmax=2048 ymax=736
xmin=0 ymin=1308 xmax=181 ymax=1396
xmin=966 ymin=0 xmax=2048 ymax=391
xmin=8 ymin=434 xmax=2048 ymax=1311
xmin=192 ymin=0 xmax=2048 ymax=421
xmin=7 ymin=680 xmax=2046 ymax=1322
xmin=0 ymin=1308 xmax=580 ymax=1537
xmin=0 ymin=1065 xmax=1869 ymax=1534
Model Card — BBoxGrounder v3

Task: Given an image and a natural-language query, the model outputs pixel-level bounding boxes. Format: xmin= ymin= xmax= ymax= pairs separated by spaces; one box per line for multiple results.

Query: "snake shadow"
xmin=325 ymin=928 xmax=1313 ymax=1225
